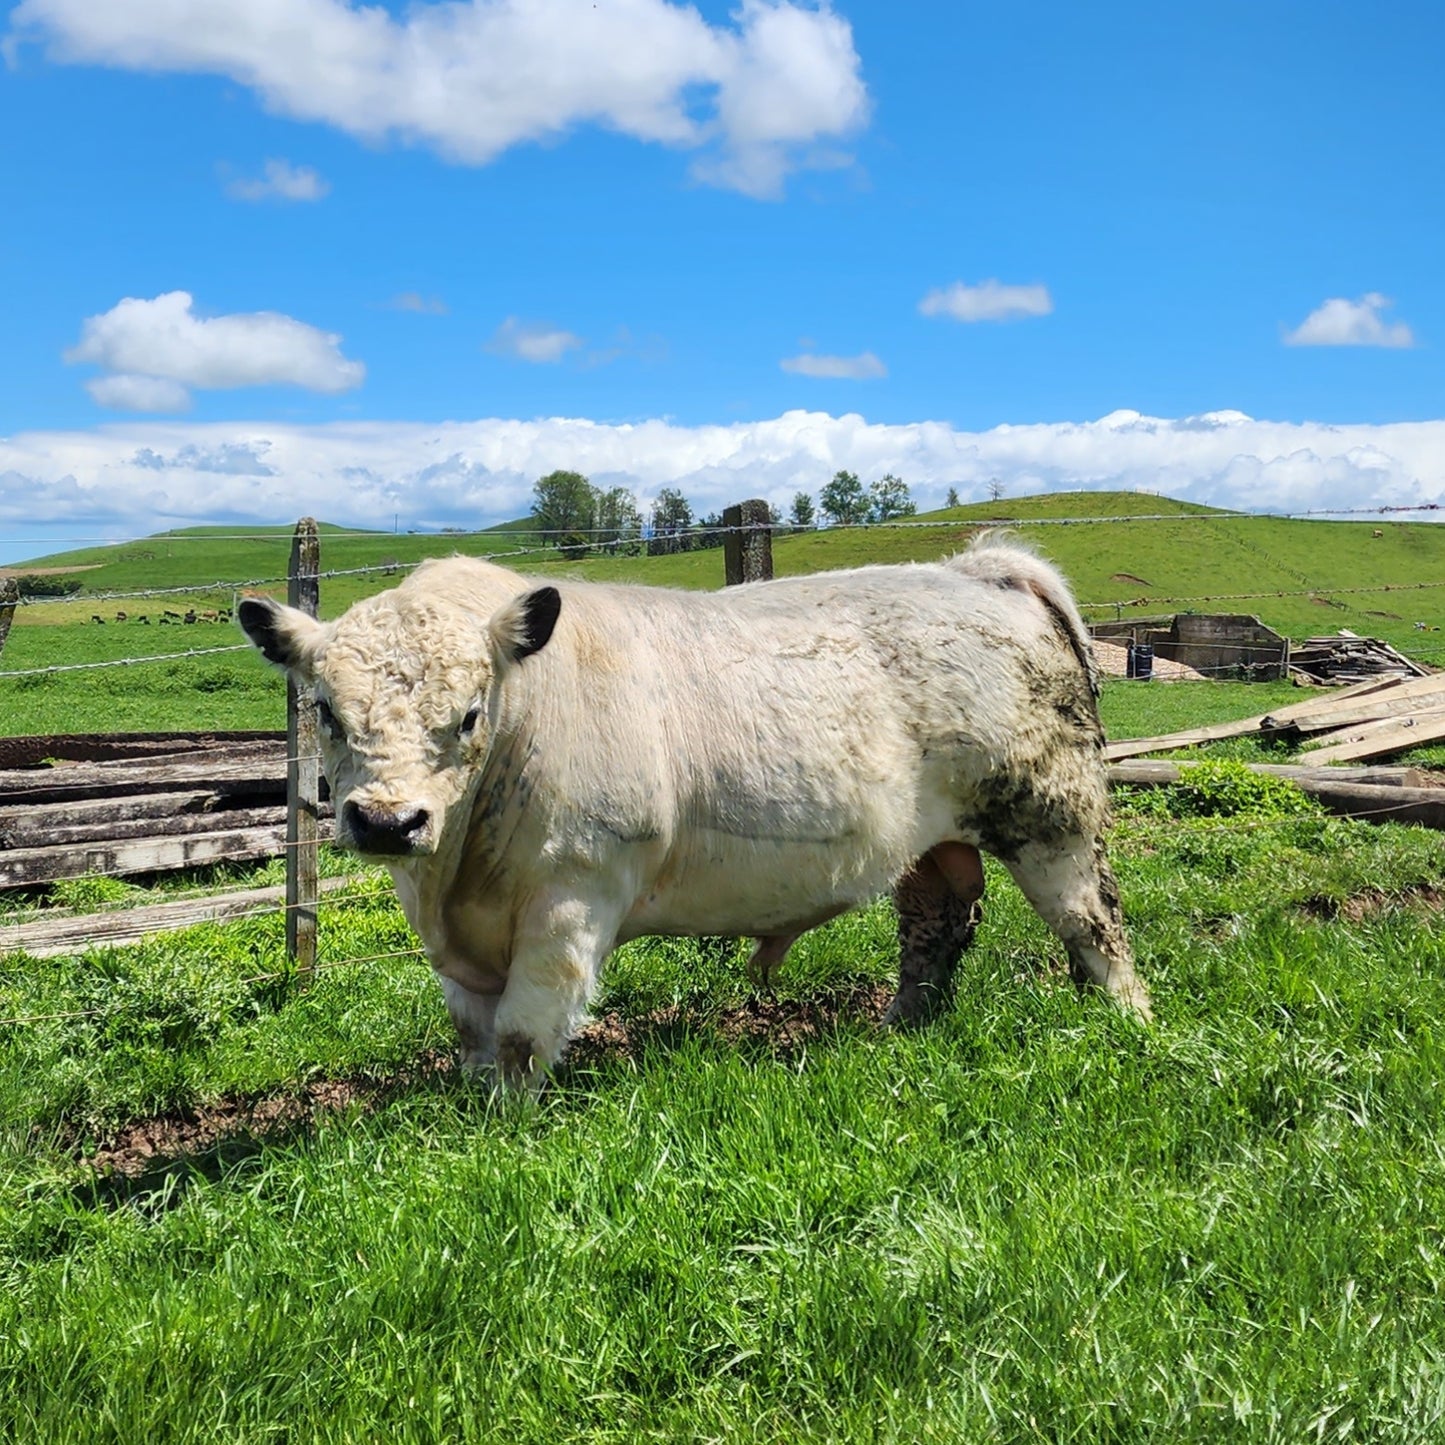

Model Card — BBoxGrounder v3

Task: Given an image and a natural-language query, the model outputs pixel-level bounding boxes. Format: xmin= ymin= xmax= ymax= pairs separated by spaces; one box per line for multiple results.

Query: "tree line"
xmin=529 ymin=468 xmax=920 ymax=558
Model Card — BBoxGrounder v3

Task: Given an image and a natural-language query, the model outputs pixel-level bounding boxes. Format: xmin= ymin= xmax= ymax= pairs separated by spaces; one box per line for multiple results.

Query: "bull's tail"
xmin=946 ymin=531 xmax=1101 ymax=697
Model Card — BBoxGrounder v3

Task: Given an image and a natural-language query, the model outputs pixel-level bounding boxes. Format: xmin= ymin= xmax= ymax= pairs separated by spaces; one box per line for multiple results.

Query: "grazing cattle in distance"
xmin=239 ymin=536 xmax=1149 ymax=1093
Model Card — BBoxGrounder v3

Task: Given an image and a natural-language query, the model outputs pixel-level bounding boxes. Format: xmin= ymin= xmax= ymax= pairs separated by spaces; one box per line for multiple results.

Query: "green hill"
xmin=5 ymin=490 xmax=1444 ymax=683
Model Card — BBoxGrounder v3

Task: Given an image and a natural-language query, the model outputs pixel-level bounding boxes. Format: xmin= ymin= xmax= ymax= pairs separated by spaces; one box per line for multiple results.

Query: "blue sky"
xmin=2 ymin=0 xmax=1443 ymax=563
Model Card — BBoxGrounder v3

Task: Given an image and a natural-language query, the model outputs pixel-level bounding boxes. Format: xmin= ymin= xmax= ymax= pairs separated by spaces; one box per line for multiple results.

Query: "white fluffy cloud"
xmin=486 ymin=318 xmax=584 ymax=364
xmin=11 ymin=0 xmax=869 ymax=198
xmin=224 ymin=157 xmax=329 ymax=202
xmin=780 ymin=350 xmax=886 ymax=379
xmin=65 ymin=291 xmax=366 ymax=410
xmin=1285 ymin=293 xmax=1416 ymax=348
xmin=919 ymin=280 xmax=1054 ymax=323
xmin=4 ymin=408 xmax=1445 ymax=560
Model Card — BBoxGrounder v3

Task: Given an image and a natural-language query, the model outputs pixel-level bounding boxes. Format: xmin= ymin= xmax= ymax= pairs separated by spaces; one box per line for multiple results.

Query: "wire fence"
xmin=4 ymin=504 xmax=1445 ymax=1040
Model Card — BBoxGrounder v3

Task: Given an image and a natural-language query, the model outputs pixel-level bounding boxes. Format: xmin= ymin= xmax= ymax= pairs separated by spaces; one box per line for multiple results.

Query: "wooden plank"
xmin=1267 ymin=680 xmax=1445 ymax=736
xmin=0 ymin=876 xmax=363 ymax=959
xmin=1303 ymin=709 xmax=1445 ymax=765
xmin=1103 ymin=714 xmax=1271 ymax=761
xmin=0 ymin=731 xmax=282 ymax=770
xmin=1102 ymin=675 xmax=1435 ymax=760
xmin=0 ymin=789 xmax=223 ymax=844
xmin=1108 ymin=765 xmax=1445 ymax=829
xmin=0 ymin=803 xmax=327 ymax=852
xmin=0 ymin=823 xmax=293 ymax=889
xmin=1109 ymin=761 xmax=1439 ymax=789
xmin=0 ymin=744 xmax=287 ymax=806
xmin=1259 ymin=676 xmax=1407 ymax=726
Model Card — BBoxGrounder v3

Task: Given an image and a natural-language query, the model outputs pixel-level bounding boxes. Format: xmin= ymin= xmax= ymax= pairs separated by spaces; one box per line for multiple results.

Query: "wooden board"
xmin=1103 ymin=715 xmax=1271 ymax=762
xmin=1109 ymin=761 xmax=1438 ymax=789
xmin=1108 ymin=764 xmax=1445 ymax=828
xmin=0 ymin=803 xmax=302 ymax=852
xmin=0 ymin=744 xmax=289 ymax=806
xmin=1262 ymin=673 xmax=1445 ymax=733
xmin=0 ymin=823 xmax=296 ymax=889
xmin=1271 ymin=684 xmax=1445 ymax=736
xmin=0 ymin=875 xmax=364 ymax=958
xmin=1303 ymin=709 xmax=1445 ymax=765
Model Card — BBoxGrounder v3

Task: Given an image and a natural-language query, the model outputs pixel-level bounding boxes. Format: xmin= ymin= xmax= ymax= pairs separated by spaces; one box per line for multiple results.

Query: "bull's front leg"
xmin=437 ymin=975 xmax=501 ymax=1074
xmin=493 ymin=894 xmax=618 ymax=1095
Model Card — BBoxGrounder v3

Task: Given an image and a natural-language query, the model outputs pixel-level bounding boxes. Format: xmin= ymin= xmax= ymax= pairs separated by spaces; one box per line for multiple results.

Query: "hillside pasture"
xmin=4 ymin=497 xmax=1445 ymax=1439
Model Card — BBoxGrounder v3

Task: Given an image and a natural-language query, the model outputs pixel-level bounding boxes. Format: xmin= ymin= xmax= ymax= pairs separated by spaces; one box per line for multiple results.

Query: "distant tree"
xmin=987 ymin=477 xmax=1006 ymax=503
xmin=532 ymin=469 xmax=596 ymax=557
xmin=867 ymin=473 xmax=916 ymax=523
xmin=945 ymin=487 xmax=961 ymax=509
xmin=820 ymin=470 xmax=868 ymax=526
xmin=595 ymin=486 xmax=644 ymax=555
xmin=648 ymin=487 xmax=695 ymax=555
xmin=789 ymin=492 xmax=816 ymax=530
xmin=694 ymin=510 xmax=727 ymax=550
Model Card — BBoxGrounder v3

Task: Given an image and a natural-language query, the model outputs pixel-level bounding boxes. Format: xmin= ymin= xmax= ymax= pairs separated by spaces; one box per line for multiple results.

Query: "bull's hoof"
xmin=494 ymin=1030 xmax=549 ymax=1098
xmin=882 ymin=984 xmax=952 ymax=1029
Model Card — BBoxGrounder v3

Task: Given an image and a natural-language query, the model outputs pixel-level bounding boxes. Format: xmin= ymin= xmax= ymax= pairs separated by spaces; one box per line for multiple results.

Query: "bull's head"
xmin=238 ymin=580 xmax=560 ymax=858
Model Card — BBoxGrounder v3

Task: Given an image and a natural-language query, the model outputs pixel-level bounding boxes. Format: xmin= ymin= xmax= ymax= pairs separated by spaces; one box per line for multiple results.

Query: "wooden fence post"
xmin=723 ymin=500 xmax=774 ymax=586
xmin=0 ymin=577 xmax=17 ymax=661
xmin=286 ymin=519 xmax=320 ymax=978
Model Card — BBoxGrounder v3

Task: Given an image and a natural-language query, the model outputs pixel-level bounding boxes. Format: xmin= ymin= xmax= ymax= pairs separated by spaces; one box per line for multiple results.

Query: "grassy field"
xmin=4 ymin=789 xmax=1445 ymax=1440
xmin=4 ymin=494 xmax=1445 ymax=1439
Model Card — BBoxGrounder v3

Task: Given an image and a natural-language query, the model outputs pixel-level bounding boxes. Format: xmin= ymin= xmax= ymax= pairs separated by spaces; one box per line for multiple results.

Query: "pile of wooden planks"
xmin=1106 ymin=672 xmax=1445 ymax=766
xmin=0 ymin=732 xmax=331 ymax=891
xmin=1289 ymin=632 xmax=1428 ymax=686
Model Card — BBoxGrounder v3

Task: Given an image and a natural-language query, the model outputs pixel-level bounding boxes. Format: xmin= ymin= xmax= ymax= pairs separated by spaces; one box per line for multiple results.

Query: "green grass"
xmin=4 ymin=807 xmax=1445 ymax=1441
xmin=5 ymin=491 xmax=1445 ymax=1437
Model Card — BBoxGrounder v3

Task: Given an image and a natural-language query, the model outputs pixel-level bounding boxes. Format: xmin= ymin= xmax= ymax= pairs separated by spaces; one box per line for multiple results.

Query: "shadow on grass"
xmin=62 ymin=978 xmax=897 ymax=1198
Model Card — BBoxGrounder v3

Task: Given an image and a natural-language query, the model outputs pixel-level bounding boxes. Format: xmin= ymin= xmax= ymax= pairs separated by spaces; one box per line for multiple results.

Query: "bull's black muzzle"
xmin=344 ymin=800 xmax=431 ymax=855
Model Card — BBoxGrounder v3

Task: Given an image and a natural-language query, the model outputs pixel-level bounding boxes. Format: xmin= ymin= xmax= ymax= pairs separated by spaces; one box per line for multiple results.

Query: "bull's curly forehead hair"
xmin=318 ymin=597 xmax=497 ymax=731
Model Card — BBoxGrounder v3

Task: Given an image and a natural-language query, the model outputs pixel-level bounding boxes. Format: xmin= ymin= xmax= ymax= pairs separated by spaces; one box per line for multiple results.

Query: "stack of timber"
xmin=1289 ymin=632 xmax=1428 ymax=686
xmin=0 ymin=732 xmax=331 ymax=891
xmin=1103 ymin=671 xmax=1445 ymax=827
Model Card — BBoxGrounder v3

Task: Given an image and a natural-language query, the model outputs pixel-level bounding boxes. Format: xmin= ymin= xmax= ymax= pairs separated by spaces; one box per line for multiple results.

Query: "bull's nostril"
xmin=345 ymin=801 xmax=429 ymax=853
xmin=396 ymin=807 xmax=429 ymax=838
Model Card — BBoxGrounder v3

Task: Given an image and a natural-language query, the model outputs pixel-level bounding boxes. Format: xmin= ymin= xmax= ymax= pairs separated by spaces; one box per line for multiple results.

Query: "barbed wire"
xmin=0 ymin=644 xmax=252 ymax=679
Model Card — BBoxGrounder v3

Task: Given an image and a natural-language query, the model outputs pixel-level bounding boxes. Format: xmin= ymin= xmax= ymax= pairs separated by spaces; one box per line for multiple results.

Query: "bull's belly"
xmin=618 ymin=829 xmax=915 ymax=941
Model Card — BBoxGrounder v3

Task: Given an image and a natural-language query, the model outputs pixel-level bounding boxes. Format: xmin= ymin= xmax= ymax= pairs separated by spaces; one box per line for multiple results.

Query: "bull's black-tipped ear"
xmin=237 ymin=596 xmax=323 ymax=677
xmin=491 ymin=586 xmax=561 ymax=665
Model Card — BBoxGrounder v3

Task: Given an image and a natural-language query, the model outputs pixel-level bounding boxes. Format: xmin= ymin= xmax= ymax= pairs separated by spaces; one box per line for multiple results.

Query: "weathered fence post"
xmin=0 ymin=577 xmax=17 ymax=661
xmin=286 ymin=519 xmax=320 ymax=978
xmin=723 ymin=499 xmax=774 ymax=586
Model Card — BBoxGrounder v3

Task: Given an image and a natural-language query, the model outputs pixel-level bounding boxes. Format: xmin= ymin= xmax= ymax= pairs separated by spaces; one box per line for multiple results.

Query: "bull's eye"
xmin=460 ymin=706 xmax=481 ymax=737
xmin=316 ymin=698 xmax=344 ymax=740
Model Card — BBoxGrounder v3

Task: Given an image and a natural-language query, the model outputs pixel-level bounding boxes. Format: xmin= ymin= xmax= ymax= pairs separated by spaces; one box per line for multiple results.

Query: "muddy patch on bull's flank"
xmin=70 ymin=984 xmax=895 ymax=1179
xmin=1297 ymin=884 xmax=1445 ymax=925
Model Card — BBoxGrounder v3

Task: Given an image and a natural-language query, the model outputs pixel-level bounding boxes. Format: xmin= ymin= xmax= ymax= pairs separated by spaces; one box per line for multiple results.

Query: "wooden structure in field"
xmin=0 ymin=731 xmax=331 ymax=891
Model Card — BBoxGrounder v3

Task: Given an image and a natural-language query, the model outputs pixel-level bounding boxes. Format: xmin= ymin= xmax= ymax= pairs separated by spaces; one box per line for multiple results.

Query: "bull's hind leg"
xmin=1004 ymin=836 xmax=1152 ymax=1021
xmin=885 ymin=843 xmax=985 ymax=1027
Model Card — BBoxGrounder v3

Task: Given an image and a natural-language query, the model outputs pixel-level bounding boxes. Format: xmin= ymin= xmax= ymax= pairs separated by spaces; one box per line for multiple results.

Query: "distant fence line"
xmin=2 ymin=506 xmax=1444 ymax=1013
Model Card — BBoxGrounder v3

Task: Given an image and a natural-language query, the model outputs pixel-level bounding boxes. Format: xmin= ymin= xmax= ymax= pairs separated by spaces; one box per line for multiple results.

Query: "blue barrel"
xmin=1133 ymin=643 xmax=1154 ymax=681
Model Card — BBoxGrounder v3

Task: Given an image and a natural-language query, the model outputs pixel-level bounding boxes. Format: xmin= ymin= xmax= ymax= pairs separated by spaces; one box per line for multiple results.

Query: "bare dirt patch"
xmin=0 ymin=564 xmax=102 ymax=579
xmin=78 ymin=983 xmax=895 ymax=1177
xmin=1298 ymin=884 xmax=1445 ymax=924
xmin=1110 ymin=572 xmax=1154 ymax=586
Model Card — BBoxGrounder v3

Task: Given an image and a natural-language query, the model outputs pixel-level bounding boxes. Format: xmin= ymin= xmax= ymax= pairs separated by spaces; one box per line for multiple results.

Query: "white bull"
xmin=239 ymin=534 xmax=1150 ymax=1091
